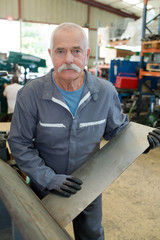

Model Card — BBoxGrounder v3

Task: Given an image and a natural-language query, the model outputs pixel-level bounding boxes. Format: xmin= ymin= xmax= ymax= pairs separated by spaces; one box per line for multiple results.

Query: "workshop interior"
xmin=0 ymin=0 xmax=160 ymax=239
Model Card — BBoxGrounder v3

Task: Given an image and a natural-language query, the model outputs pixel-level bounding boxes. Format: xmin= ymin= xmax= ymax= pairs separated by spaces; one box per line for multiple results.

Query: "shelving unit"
xmin=137 ymin=0 xmax=160 ymax=117
xmin=139 ymin=40 xmax=160 ymax=79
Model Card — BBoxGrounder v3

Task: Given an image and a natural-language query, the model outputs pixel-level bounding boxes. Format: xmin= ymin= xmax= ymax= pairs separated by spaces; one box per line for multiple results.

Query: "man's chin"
xmin=60 ymin=69 xmax=81 ymax=77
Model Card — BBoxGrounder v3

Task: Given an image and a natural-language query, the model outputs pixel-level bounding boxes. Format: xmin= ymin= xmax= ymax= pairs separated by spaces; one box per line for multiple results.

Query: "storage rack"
xmin=137 ymin=0 xmax=160 ymax=116
xmin=139 ymin=41 xmax=160 ymax=80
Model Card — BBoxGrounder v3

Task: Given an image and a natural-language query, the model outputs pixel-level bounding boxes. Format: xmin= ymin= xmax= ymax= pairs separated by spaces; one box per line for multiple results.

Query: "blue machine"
xmin=109 ymin=59 xmax=158 ymax=92
xmin=109 ymin=60 xmax=139 ymax=85
xmin=109 ymin=59 xmax=160 ymax=123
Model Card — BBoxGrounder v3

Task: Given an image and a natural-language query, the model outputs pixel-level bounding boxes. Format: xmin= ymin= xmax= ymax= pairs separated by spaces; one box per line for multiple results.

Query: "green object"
xmin=26 ymin=176 xmax=30 ymax=185
xmin=8 ymin=51 xmax=46 ymax=72
xmin=128 ymin=100 xmax=136 ymax=119
xmin=146 ymin=113 xmax=157 ymax=126
xmin=0 ymin=58 xmax=12 ymax=72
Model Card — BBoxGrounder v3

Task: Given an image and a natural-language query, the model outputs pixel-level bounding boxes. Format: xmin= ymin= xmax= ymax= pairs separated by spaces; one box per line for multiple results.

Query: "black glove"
xmin=47 ymin=174 xmax=83 ymax=197
xmin=144 ymin=127 xmax=160 ymax=153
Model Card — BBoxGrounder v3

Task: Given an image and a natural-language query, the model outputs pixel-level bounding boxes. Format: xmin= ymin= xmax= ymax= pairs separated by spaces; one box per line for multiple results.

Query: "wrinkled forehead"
xmin=54 ymin=27 xmax=84 ymax=40
xmin=53 ymin=27 xmax=85 ymax=49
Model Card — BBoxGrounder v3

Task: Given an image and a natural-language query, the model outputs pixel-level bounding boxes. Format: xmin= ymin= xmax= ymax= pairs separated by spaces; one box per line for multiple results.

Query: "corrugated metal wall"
xmin=88 ymin=6 xmax=124 ymax=58
xmin=0 ymin=0 xmax=128 ymax=66
xmin=0 ymin=0 xmax=88 ymax=25
xmin=0 ymin=0 xmax=127 ymax=27
xmin=90 ymin=6 xmax=121 ymax=29
xmin=21 ymin=0 xmax=88 ymax=25
xmin=0 ymin=0 xmax=18 ymax=19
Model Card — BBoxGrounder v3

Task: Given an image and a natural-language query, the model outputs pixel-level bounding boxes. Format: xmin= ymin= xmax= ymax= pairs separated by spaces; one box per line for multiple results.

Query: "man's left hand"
xmin=144 ymin=127 xmax=160 ymax=153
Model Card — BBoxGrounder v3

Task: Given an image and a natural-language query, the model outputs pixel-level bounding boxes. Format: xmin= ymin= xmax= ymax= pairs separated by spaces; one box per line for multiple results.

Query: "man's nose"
xmin=65 ymin=51 xmax=74 ymax=64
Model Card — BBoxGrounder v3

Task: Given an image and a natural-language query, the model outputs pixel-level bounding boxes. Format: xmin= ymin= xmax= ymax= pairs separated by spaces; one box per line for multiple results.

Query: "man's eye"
xmin=72 ymin=49 xmax=81 ymax=55
xmin=57 ymin=50 xmax=64 ymax=54
xmin=56 ymin=50 xmax=65 ymax=55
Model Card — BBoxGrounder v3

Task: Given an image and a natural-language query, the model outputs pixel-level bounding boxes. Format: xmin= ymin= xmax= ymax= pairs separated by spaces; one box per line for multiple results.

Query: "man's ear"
xmin=85 ymin=48 xmax=90 ymax=65
xmin=48 ymin=48 xmax=51 ymax=56
xmin=87 ymin=48 xmax=90 ymax=59
xmin=48 ymin=48 xmax=54 ymax=66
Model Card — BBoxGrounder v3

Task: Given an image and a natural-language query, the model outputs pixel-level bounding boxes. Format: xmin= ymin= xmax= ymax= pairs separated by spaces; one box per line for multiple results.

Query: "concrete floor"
xmin=0 ymin=229 xmax=12 ymax=240
xmin=65 ymin=147 xmax=160 ymax=240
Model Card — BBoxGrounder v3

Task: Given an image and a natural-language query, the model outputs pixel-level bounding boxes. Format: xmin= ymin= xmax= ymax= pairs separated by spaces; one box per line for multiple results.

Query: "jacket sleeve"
xmin=8 ymin=87 xmax=56 ymax=191
xmin=103 ymin=89 xmax=129 ymax=140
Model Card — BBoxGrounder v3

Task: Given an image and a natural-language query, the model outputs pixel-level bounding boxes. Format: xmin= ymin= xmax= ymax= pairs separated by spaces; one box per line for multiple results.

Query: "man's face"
xmin=49 ymin=28 xmax=90 ymax=81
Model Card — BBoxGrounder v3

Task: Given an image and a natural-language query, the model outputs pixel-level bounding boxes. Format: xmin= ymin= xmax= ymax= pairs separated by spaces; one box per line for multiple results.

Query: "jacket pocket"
xmin=39 ymin=121 xmax=66 ymax=128
xmin=79 ymin=119 xmax=106 ymax=128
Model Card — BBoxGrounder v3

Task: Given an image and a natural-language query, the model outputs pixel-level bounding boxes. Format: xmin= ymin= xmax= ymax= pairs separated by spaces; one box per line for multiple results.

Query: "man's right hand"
xmin=47 ymin=174 xmax=83 ymax=197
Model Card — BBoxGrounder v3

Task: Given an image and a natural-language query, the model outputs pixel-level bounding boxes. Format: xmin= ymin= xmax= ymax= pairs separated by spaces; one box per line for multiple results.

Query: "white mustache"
xmin=58 ymin=64 xmax=81 ymax=73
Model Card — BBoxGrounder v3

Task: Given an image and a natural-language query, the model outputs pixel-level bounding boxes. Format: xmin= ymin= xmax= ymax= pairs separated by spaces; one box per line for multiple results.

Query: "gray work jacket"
xmin=8 ymin=69 xmax=129 ymax=191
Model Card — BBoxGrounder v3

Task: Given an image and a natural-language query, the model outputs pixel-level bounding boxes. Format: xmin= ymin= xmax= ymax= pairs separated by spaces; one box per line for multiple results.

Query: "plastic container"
xmin=115 ymin=72 xmax=138 ymax=89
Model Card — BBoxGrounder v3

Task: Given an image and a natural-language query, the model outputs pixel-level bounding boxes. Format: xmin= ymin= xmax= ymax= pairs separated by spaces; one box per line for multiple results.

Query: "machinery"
xmin=109 ymin=58 xmax=160 ymax=126
xmin=7 ymin=51 xmax=47 ymax=82
xmin=108 ymin=1 xmax=160 ymax=127
xmin=0 ymin=52 xmax=47 ymax=116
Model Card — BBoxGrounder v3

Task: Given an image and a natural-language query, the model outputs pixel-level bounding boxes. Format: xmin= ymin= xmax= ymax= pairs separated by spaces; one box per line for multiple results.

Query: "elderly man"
xmin=8 ymin=22 xmax=160 ymax=240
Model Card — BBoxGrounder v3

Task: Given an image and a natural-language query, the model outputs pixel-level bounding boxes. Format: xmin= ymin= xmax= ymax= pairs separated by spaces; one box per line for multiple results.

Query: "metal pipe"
xmin=0 ymin=160 xmax=73 ymax=240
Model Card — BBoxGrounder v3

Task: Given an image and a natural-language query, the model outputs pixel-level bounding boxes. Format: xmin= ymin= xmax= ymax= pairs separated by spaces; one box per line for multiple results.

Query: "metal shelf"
xmin=137 ymin=0 xmax=160 ymax=115
xmin=141 ymin=48 xmax=160 ymax=55
xmin=139 ymin=69 xmax=160 ymax=78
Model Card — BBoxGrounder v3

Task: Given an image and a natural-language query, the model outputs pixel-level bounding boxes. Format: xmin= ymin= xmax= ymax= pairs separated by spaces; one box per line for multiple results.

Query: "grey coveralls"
xmin=8 ymin=69 xmax=129 ymax=240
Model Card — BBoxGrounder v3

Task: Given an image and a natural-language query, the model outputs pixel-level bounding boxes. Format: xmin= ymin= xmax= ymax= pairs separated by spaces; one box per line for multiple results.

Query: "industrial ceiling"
xmin=77 ymin=0 xmax=160 ymax=19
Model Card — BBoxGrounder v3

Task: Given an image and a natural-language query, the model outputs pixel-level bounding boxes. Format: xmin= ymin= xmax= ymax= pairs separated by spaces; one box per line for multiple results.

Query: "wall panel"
xmin=21 ymin=0 xmax=87 ymax=26
xmin=89 ymin=6 xmax=124 ymax=29
xmin=0 ymin=0 xmax=18 ymax=19
xmin=89 ymin=30 xmax=97 ymax=57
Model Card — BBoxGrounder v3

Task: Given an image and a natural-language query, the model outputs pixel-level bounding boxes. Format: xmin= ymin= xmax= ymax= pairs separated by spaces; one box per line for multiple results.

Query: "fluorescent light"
xmin=136 ymin=3 xmax=152 ymax=9
xmin=122 ymin=0 xmax=140 ymax=5
xmin=122 ymin=0 xmax=152 ymax=10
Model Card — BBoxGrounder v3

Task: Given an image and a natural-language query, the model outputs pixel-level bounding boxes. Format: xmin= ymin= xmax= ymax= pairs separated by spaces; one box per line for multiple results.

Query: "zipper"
xmin=51 ymin=97 xmax=74 ymax=118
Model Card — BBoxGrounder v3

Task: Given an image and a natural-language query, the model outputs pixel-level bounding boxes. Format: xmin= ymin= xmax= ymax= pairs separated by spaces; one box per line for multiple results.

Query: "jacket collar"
xmin=42 ymin=69 xmax=64 ymax=102
xmin=83 ymin=69 xmax=99 ymax=101
xmin=42 ymin=68 xmax=99 ymax=102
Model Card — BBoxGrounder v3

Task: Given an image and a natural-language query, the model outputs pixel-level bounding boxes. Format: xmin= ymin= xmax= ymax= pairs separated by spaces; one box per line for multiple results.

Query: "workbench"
xmin=0 ymin=122 xmax=10 ymax=132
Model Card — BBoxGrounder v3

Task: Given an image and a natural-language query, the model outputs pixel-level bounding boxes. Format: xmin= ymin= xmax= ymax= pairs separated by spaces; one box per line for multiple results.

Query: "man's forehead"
xmin=56 ymin=46 xmax=82 ymax=50
xmin=54 ymin=27 xmax=83 ymax=41
xmin=53 ymin=30 xmax=85 ymax=49
xmin=56 ymin=26 xmax=82 ymax=34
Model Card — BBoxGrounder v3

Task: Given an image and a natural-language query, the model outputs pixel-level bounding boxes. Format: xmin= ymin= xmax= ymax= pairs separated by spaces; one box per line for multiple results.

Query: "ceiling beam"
xmin=76 ymin=0 xmax=139 ymax=20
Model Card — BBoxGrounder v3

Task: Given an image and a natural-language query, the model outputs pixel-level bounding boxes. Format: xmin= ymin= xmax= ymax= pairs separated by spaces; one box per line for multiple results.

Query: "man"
xmin=8 ymin=23 xmax=160 ymax=240
xmin=3 ymin=76 xmax=23 ymax=121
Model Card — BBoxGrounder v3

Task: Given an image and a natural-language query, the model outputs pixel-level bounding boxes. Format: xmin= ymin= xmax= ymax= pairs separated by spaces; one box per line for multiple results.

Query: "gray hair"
xmin=49 ymin=22 xmax=88 ymax=53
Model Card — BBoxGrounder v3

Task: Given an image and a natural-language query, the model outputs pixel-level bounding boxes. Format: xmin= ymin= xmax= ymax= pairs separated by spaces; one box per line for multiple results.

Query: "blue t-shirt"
xmin=52 ymin=73 xmax=86 ymax=117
